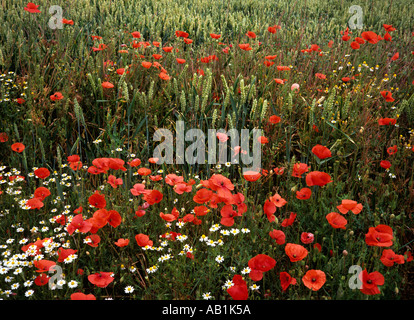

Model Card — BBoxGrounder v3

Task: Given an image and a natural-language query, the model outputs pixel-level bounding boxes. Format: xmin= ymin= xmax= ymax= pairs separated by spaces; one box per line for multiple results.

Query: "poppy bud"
xmin=342 ymin=250 xmax=348 ymax=256
xmin=349 ymin=231 xmax=354 ymax=236
xmin=390 ymin=214 xmax=395 ymax=219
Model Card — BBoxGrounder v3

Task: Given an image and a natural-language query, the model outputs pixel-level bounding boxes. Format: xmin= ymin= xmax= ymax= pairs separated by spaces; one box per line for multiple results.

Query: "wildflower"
xmin=302 ymin=270 xmax=326 ymax=291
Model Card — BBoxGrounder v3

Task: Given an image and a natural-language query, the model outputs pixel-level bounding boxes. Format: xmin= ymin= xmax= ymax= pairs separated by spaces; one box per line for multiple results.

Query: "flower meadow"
xmin=0 ymin=0 xmax=414 ymax=301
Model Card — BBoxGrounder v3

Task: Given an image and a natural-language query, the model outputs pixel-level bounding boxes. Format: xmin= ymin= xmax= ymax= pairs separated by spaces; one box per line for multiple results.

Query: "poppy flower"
xmin=248 ymin=254 xmax=276 ymax=281
xmin=337 ymin=199 xmax=363 ymax=214
xmin=296 ymin=187 xmax=312 ymax=200
xmin=238 ymin=43 xmax=252 ymax=51
xmin=265 ymin=55 xmax=277 ymax=60
xmin=269 ymin=115 xmax=281 ymax=124
xmin=268 ymin=25 xmax=281 ymax=34
xmin=243 ymin=171 xmax=261 ymax=182
xmin=300 ymin=232 xmax=315 ymax=244
xmin=387 ymin=145 xmax=398 ymax=155
xmin=34 ymin=187 xmax=51 ymax=201
xmin=50 ymin=92 xmax=64 ymax=101
xmin=11 ymin=142 xmax=25 ymax=153
xmin=130 ymin=183 xmax=150 ymax=196
xmin=285 ymin=243 xmax=308 ymax=262
xmin=209 ymin=174 xmax=235 ymax=199
xmin=383 ymin=24 xmax=396 ymax=32
xmin=264 ymin=60 xmax=274 ymax=67
xmin=137 ymin=167 xmax=152 ymax=176
xmin=391 ymin=52 xmax=399 ymax=61
xmin=62 ymin=18 xmax=74 ymax=25
xmin=114 ymin=238 xmax=129 ymax=247
xmin=102 ymin=81 xmax=114 ymax=89
xmin=88 ymin=192 xmax=106 ymax=208
xmin=216 ymin=132 xmax=229 ymax=142
xmin=159 ymin=72 xmax=170 ymax=80
xmin=326 ymin=212 xmax=347 ymax=229
xmin=274 ymin=78 xmax=285 ymax=85
xmin=143 ymin=189 xmax=163 ymax=205
xmin=361 ymin=31 xmax=379 ymax=44
xmin=70 ymin=292 xmax=96 ymax=300
xmin=160 ymin=208 xmax=179 ymax=222
xmin=227 ymin=275 xmax=248 ymax=300
xmin=26 ymin=198 xmax=44 ymax=210
xmin=384 ymin=32 xmax=392 ymax=41
xmin=281 ymin=212 xmax=297 ymax=227
xmin=380 ymin=249 xmax=405 ymax=267
xmin=107 ymin=210 xmax=122 ymax=228
xmin=378 ymin=118 xmax=396 ymax=125
xmin=175 ymin=30 xmax=189 ymax=38
xmin=34 ymin=274 xmax=50 ymax=286
xmin=380 ymin=160 xmax=391 ymax=169
xmin=246 ymin=31 xmax=257 ymax=39
xmin=311 ymin=144 xmax=331 ymax=159
xmin=220 ymin=204 xmax=239 ymax=227
xmin=165 ymin=174 xmax=184 ymax=186
xmin=34 ymin=259 xmax=56 ymax=273
xmin=350 ymin=41 xmax=360 ymax=50
xmin=24 ymin=2 xmax=40 ymax=13
xmin=280 ymin=272 xmax=297 ymax=291
xmin=210 ymin=33 xmax=221 ymax=39
xmin=315 ymin=73 xmax=326 ymax=80
xmin=34 ymin=167 xmax=50 ymax=179
xmin=107 ymin=175 xmax=123 ymax=188
xmin=135 ymin=233 xmax=153 ymax=247
xmin=193 ymin=188 xmax=214 ymax=204
xmin=292 ymin=163 xmax=309 ymax=178
xmin=365 ymin=224 xmax=393 ymax=247
xmin=359 ymin=269 xmax=384 ymax=295
xmin=277 ymin=66 xmax=290 ymax=71
xmin=302 ymin=270 xmax=326 ymax=291
xmin=88 ymin=272 xmax=114 ymax=288
xmin=176 ymin=58 xmax=186 ymax=64
xmin=141 ymin=61 xmax=152 ymax=69
xmin=128 ymin=158 xmax=142 ymax=167
xmin=57 ymin=248 xmax=77 ymax=262
xmin=269 ymin=229 xmax=285 ymax=245
xmin=85 ymin=234 xmax=101 ymax=247
xmin=0 ymin=132 xmax=8 ymax=142
xmin=67 ymin=214 xmax=92 ymax=235
xmin=305 ymin=171 xmax=332 ymax=187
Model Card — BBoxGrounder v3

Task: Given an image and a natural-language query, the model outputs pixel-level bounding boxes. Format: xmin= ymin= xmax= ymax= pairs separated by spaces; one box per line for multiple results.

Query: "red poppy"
xmin=269 ymin=115 xmax=281 ymax=124
xmin=248 ymin=254 xmax=276 ymax=281
xmin=88 ymin=272 xmax=114 ymax=288
xmin=159 ymin=72 xmax=170 ymax=80
xmin=337 ymin=199 xmax=363 ymax=214
xmin=384 ymin=32 xmax=392 ymax=41
xmin=268 ymin=25 xmax=281 ymax=34
xmin=11 ymin=142 xmax=25 ymax=153
xmin=141 ymin=61 xmax=152 ymax=69
xmin=137 ymin=167 xmax=151 ymax=176
xmin=57 ymin=248 xmax=77 ymax=263
xmin=34 ymin=274 xmax=49 ymax=286
xmin=107 ymin=210 xmax=122 ymax=228
xmin=26 ymin=198 xmax=44 ymax=210
xmin=184 ymin=38 xmax=193 ymax=44
xmin=34 ymin=259 xmax=56 ymax=273
xmin=130 ymin=183 xmax=150 ymax=196
xmin=361 ymin=31 xmax=379 ymax=44
xmin=326 ymin=212 xmax=347 ymax=229
xmin=176 ymin=58 xmax=186 ymax=64
xmin=107 ymin=175 xmax=123 ymax=188
xmin=208 ymin=174 xmax=235 ymax=199
xmin=0 ymin=132 xmax=8 ymax=142
xmin=380 ymin=90 xmax=394 ymax=102
xmin=114 ymin=238 xmax=129 ymax=247
xmin=300 ymin=232 xmax=315 ymax=244
xmin=67 ymin=214 xmax=92 ymax=235
xmin=365 ymin=224 xmax=393 ymax=247
xmin=246 ymin=31 xmax=256 ymax=39
xmin=315 ymin=73 xmax=326 ymax=80
xmin=269 ymin=229 xmax=285 ymax=245
xmin=281 ymin=212 xmax=297 ymax=227
xmin=296 ymin=187 xmax=312 ymax=200
xmin=387 ymin=145 xmax=398 ymax=155
xmin=70 ymin=292 xmax=96 ymax=300
xmin=88 ymin=192 xmax=106 ymax=208
xmin=34 ymin=187 xmax=51 ymax=201
xmin=285 ymin=243 xmax=308 ymax=262
xmin=34 ymin=167 xmax=50 ymax=179
xmin=280 ymin=272 xmax=297 ymax=291
xmin=312 ymin=144 xmax=332 ymax=159
xmin=292 ymin=163 xmax=309 ymax=178
xmin=302 ymin=270 xmax=326 ymax=291
xmin=227 ymin=275 xmax=248 ymax=300
xmin=62 ymin=18 xmax=74 ymax=25
xmin=220 ymin=204 xmax=239 ymax=227
xmin=391 ymin=52 xmax=399 ymax=61
xmin=305 ymin=171 xmax=332 ymax=187
xmin=359 ymin=269 xmax=384 ymax=295
xmin=193 ymin=188 xmax=214 ymax=204
xmin=243 ymin=171 xmax=261 ymax=182
xmin=380 ymin=249 xmax=405 ymax=267
xmin=210 ymin=33 xmax=221 ymax=39
xmin=383 ymin=24 xmax=396 ymax=32
xmin=238 ymin=43 xmax=252 ymax=51
xmin=135 ymin=233 xmax=153 ymax=247
xmin=24 ymin=2 xmax=41 ymax=13
xmin=378 ymin=118 xmax=396 ymax=125
xmin=85 ymin=234 xmax=101 ymax=247
xmin=380 ymin=160 xmax=391 ymax=169
xmin=175 ymin=30 xmax=189 ymax=38
xmin=143 ymin=189 xmax=163 ymax=205
xmin=350 ymin=41 xmax=360 ymax=50
xmin=102 ymin=81 xmax=114 ymax=89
